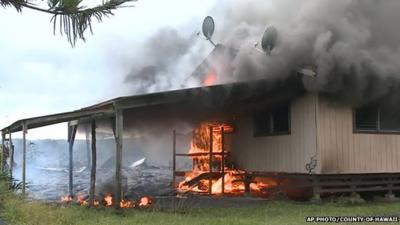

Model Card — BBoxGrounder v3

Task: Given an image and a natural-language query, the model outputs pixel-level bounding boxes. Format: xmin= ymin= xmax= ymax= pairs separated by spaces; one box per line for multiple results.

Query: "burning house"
xmin=2 ymin=39 xmax=400 ymax=205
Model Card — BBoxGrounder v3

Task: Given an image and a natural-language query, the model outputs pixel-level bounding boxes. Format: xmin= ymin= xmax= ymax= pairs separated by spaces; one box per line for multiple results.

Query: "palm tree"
xmin=1 ymin=0 xmax=135 ymax=46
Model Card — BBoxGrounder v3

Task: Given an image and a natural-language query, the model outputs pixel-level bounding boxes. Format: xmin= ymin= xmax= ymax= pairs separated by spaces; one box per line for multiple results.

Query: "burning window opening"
xmin=175 ymin=122 xmax=276 ymax=197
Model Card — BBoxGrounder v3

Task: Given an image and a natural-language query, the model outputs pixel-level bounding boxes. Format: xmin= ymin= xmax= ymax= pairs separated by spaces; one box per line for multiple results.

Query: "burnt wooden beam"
xmin=68 ymin=124 xmax=77 ymax=197
xmin=181 ymin=172 xmax=223 ymax=188
xmin=114 ymin=108 xmax=123 ymax=209
xmin=22 ymin=122 xmax=27 ymax=195
xmin=172 ymin=130 xmax=176 ymax=188
xmin=208 ymin=126 xmax=213 ymax=196
xmin=1 ymin=132 xmax=5 ymax=172
xmin=88 ymin=120 xmax=97 ymax=207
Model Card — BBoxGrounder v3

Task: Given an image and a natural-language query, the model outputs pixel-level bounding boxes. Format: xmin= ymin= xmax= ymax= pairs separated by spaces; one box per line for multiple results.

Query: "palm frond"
xmin=1 ymin=0 xmax=135 ymax=46
xmin=0 ymin=0 xmax=26 ymax=12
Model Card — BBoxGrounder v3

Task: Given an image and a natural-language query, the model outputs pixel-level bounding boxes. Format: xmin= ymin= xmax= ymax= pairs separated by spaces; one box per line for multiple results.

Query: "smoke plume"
xmin=124 ymin=0 xmax=400 ymax=106
xmin=124 ymin=28 xmax=210 ymax=93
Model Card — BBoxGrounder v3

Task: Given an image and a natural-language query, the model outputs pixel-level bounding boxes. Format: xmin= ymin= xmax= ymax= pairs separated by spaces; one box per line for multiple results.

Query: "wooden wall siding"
xmin=317 ymin=96 xmax=400 ymax=174
xmin=231 ymin=94 xmax=318 ymax=173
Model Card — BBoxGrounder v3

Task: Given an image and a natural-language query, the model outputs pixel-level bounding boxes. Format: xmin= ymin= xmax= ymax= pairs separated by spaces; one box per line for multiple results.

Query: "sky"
xmin=0 ymin=0 xmax=217 ymax=139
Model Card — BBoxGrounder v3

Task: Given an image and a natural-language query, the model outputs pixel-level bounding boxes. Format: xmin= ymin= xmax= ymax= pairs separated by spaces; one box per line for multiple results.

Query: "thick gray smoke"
xmin=212 ymin=0 xmax=400 ymax=105
xmin=124 ymin=0 xmax=400 ymax=106
xmin=124 ymin=28 xmax=210 ymax=94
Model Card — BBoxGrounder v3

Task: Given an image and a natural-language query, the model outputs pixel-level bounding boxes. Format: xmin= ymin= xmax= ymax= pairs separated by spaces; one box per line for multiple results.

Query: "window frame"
xmin=253 ymin=103 xmax=291 ymax=137
xmin=353 ymin=106 xmax=400 ymax=134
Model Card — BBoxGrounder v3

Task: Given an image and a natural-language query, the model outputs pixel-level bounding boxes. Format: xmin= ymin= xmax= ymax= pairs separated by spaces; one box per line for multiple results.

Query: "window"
xmin=253 ymin=104 xmax=290 ymax=136
xmin=354 ymin=105 xmax=400 ymax=133
xmin=354 ymin=106 xmax=378 ymax=131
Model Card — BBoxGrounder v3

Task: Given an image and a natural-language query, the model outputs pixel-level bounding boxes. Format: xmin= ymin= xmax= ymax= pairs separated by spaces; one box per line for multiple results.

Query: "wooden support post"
xmin=9 ymin=131 xmax=14 ymax=178
xmin=221 ymin=127 xmax=225 ymax=195
xmin=89 ymin=120 xmax=97 ymax=207
xmin=1 ymin=132 xmax=5 ymax=173
xmin=85 ymin=127 xmax=91 ymax=169
xmin=22 ymin=122 xmax=27 ymax=195
xmin=115 ymin=109 xmax=123 ymax=208
xmin=68 ymin=125 xmax=77 ymax=197
xmin=208 ymin=126 xmax=213 ymax=196
xmin=68 ymin=125 xmax=72 ymax=197
xmin=172 ymin=130 xmax=176 ymax=188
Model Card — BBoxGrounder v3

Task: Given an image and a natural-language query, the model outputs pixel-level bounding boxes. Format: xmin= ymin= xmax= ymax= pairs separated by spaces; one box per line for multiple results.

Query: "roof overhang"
xmin=2 ymin=107 xmax=115 ymax=133
xmin=2 ymin=77 xmax=305 ymax=134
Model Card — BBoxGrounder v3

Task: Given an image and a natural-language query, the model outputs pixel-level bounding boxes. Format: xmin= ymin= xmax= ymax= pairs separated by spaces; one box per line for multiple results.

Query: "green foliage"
xmin=0 ymin=0 xmax=25 ymax=12
xmin=0 ymin=0 xmax=135 ymax=46
xmin=0 ymin=171 xmax=24 ymax=192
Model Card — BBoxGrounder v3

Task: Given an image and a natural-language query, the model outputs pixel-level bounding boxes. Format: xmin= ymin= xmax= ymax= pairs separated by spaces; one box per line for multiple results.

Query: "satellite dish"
xmin=202 ymin=16 xmax=216 ymax=46
xmin=261 ymin=26 xmax=278 ymax=54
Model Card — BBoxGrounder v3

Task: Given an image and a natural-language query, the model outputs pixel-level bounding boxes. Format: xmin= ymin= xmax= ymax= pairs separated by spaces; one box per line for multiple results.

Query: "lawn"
xmin=1 ymin=192 xmax=400 ymax=225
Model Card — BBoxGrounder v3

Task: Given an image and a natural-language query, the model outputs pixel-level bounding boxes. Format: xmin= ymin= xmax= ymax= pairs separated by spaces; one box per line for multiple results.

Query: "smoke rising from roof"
xmin=215 ymin=0 xmax=400 ymax=105
xmin=124 ymin=0 xmax=400 ymax=106
xmin=123 ymin=28 xmax=210 ymax=93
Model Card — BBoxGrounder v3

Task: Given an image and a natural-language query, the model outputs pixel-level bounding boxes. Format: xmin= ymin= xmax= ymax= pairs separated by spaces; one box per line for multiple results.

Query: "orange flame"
xmin=104 ymin=194 xmax=113 ymax=206
xmin=60 ymin=195 xmax=72 ymax=203
xmin=120 ymin=199 xmax=135 ymax=208
xmin=177 ymin=122 xmax=273 ymax=196
xmin=60 ymin=194 xmax=152 ymax=208
xmin=138 ymin=196 xmax=152 ymax=207
xmin=203 ymin=71 xmax=217 ymax=86
xmin=76 ymin=195 xmax=88 ymax=205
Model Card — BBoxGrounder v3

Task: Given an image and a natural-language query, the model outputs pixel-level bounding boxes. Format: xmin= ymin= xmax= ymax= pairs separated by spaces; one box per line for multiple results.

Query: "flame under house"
xmin=2 ymin=44 xmax=400 ymax=205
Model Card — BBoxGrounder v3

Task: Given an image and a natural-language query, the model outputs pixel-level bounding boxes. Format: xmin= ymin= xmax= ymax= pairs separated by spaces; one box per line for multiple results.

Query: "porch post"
xmin=89 ymin=120 xmax=97 ymax=207
xmin=9 ymin=131 xmax=14 ymax=178
xmin=68 ymin=124 xmax=77 ymax=197
xmin=22 ymin=122 xmax=27 ymax=195
xmin=1 ymin=132 xmax=5 ymax=172
xmin=85 ymin=127 xmax=91 ymax=168
xmin=115 ymin=108 xmax=123 ymax=208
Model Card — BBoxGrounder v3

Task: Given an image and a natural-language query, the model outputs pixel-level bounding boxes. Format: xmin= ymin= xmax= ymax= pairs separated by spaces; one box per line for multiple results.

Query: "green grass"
xmin=1 ymin=193 xmax=400 ymax=225
xmin=0 ymin=175 xmax=399 ymax=225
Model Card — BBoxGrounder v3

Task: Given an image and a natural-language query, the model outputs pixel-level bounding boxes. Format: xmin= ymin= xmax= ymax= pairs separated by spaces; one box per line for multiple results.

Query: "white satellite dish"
xmin=254 ymin=26 xmax=278 ymax=55
xmin=201 ymin=16 xmax=217 ymax=46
